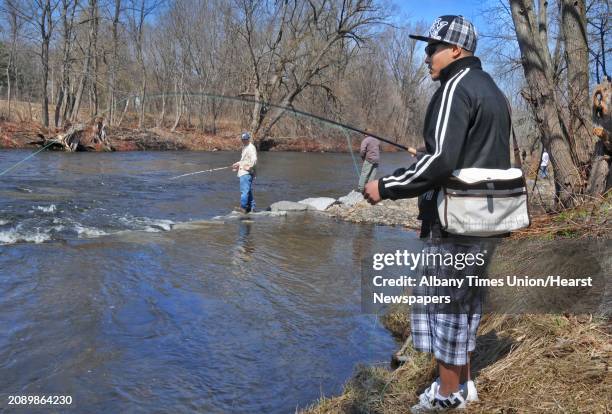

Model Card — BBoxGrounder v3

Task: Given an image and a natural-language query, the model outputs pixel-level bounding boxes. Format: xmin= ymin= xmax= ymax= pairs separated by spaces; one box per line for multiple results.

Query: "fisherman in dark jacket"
xmin=364 ymin=16 xmax=510 ymax=412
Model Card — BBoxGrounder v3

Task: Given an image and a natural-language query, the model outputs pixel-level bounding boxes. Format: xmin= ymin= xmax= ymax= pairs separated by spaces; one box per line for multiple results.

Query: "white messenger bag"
xmin=437 ymin=167 xmax=530 ymax=237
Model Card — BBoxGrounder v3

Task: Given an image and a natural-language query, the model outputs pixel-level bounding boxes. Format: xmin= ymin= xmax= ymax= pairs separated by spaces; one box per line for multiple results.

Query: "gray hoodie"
xmin=360 ymin=136 xmax=380 ymax=164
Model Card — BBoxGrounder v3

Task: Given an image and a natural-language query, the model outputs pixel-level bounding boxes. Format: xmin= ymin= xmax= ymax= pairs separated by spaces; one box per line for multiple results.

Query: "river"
xmin=0 ymin=150 xmax=417 ymax=413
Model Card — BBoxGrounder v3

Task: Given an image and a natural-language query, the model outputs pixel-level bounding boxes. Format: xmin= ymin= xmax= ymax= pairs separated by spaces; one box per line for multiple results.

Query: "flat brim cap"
xmin=408 ymin=34 xmax=439 ymax=42
xmin=409 ymin=15 xmax=477 ymax=52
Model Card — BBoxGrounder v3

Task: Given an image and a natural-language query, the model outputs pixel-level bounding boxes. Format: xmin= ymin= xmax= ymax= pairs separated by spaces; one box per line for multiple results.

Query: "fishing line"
xmin=170 ymin=165 xmax=231 ymax=180
xmin=0 ymin=140 xmax=58 ymax=177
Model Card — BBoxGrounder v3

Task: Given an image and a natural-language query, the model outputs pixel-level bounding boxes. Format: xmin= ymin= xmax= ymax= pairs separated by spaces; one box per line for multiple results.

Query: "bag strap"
xmin=504 ymin=97 xmax=523 ymax=169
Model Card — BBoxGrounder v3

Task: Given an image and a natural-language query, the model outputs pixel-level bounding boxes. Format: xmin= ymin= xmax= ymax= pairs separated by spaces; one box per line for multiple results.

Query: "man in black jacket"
xmin=364 ymin=16 xmax=510 ymax=412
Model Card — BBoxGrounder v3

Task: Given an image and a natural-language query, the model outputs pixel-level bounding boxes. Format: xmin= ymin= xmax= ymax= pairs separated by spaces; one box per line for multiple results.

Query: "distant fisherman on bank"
xmin=232 ymin=132 xmax=257 ymax=213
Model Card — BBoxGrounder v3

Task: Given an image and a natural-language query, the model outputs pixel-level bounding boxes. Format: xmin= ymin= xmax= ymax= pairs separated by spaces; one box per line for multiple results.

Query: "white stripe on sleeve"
xmin=384 ymin=68 xmax=470 ymax=188
xmin=382 ymin=69 xmax=465 ymax=185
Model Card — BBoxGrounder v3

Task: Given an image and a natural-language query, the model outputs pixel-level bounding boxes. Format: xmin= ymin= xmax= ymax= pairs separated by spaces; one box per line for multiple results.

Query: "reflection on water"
xmin=0 ymin=150 xmax=417 ymax=413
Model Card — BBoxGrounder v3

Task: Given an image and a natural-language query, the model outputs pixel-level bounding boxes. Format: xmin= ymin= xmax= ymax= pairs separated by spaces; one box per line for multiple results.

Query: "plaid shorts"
xmin=411 ymin=305 xmax=481 ymax=366
xmin=410 ymin=227 xmax=492 ymax=366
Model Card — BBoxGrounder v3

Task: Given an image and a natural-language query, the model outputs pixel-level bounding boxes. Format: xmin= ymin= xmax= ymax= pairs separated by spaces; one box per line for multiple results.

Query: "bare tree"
xmin=89 ymin=0 xmax=99 ymax=116
xmin=54 ymin=0 xmax=78 ymax=127
xmin=69 ymin=0 xmax=97 ymax=122
xmin=587 ymin=0 xmax=609 ymax=83
xmin=509 ymin=0 xmax=601 ymax=207
xmin=382 ymin=23 xmax=429 ymax=143
xmin=126 ymin=0 xmax=158 ymax=129
xmin=561 ymin=0 xmax=595 ymax=166
xmin=105 ymin=0 xmax=122 ymax=125
xmin=149 ymin=24 xmax=174 ymax=128
xmin=4 ymin=0 xmax=24 ymax=120
xmin=36 ymin=0 xmax=57 ymax=127
xmin=235 ymin=0 xmax=386 ymax=141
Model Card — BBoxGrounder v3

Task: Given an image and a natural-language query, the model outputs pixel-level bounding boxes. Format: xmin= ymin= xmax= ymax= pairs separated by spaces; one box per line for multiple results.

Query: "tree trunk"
xmin=70 ymin=0 xmax=96 ymax=122
xmin=171 ymin=75 xmax=183 ymax=132
xmin=6 ymin=4 xmax=18 ymax=121
xmin=136 ymin=0 xmax=146 ymax=130
xmin=561 ymin=0 xmax=595 ymax=168
xmin=6 ymin=63 xmax=12 ymax=120
xmin=55 ymin=0 xmax=76 ymax=128
xmin=138 ymin=66 xmax=146 ymax=129
xmin=157 ymin=90 xmax=166 ymax=128
xmin=54 ymin=89 xmax=64 ymax=127
xmin=186 ymin=93 xmax=191 ymax=127
xmin=198 ymin=85 xmax=205 ymax=131
xmin=510 ymin=0 xmax=582 ymax=208
xmin=27 ymin=89 xmax=32 ymax=121
xmin=40 ymin=0 xmax=52 ymax=128
xmin=91 ymin=0 xmax=99 ymax=117
xmin=586 ymin=143 xmax=610 ymax=195
xmin=41 ymin=40 xmax=50 ymax=127
xmin=117 ymin=97 xmax=129 ymax=127
xmin=249 ymin=89 xmax=264 ymax=136
xmin=107 ymin=0 xmax=121 ymax=125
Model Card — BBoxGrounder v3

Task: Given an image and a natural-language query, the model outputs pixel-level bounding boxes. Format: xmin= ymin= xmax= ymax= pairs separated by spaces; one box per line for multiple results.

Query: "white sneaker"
xmin=411 ymin=389 xmax=467 ymax=413
xmin=417 ymin=380 xmax=439 ymax=407
xmin=431 ymin=378 xmax=478 ymax=402
xmin=432 ymin=391 xmax=468 ymax=411
xmin=463 ymin=380 xmax=478 ymax=402
xmin=411 ymin=379 xmax=476 ymax=413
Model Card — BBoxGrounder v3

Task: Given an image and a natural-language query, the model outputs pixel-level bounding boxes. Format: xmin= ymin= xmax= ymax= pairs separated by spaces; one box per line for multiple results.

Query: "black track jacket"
xmin=378 ymin=56 xmax=511 ymax=220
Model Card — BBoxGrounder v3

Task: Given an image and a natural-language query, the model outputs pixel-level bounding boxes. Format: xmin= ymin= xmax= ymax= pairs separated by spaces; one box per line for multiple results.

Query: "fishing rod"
xmin=169 ymin=165 xmax=231 ymax=180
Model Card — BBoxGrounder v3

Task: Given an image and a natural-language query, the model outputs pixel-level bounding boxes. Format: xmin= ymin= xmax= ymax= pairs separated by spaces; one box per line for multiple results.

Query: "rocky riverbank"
xmin=265 ymin=177 xmax=556 ymax=232
xmin=265 ymin=190 xmax=420 ymax=229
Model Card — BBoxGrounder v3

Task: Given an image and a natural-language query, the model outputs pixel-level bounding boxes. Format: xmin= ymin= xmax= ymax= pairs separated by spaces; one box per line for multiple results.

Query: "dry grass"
xmin=303 ymin=313 xmax=611 ymax=414
xmin=516 ymin=191 xmax=611 ymax=240
xmin=303 ymin=212 xmax=611 ymax=414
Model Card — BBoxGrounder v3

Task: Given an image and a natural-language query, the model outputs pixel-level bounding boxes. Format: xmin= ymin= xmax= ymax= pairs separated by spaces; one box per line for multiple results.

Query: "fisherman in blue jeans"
xmin=232 ymin=132 xmax=257 ymax=213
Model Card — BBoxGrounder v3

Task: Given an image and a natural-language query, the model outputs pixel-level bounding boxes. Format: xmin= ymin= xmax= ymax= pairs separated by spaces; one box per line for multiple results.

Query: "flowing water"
xmin=0 ymin=150 xmax=417 ymax=413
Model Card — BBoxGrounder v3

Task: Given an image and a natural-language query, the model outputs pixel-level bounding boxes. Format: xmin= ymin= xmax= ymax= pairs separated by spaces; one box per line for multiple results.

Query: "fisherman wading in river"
xmin=232 ymin=132 xmax=257 ymax=214
xmin=364 ymin=15 xmax=513 ymax=412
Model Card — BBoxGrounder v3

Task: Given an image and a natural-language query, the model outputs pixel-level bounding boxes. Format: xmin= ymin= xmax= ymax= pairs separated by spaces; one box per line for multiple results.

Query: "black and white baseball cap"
xmin=409 ymin=15 xmax=478 ymax=52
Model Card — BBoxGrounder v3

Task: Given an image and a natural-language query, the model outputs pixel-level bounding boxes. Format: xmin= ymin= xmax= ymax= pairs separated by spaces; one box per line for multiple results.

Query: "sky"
xmin=392 ymin=0 xmax=495 ymax=40
xmin=391 ymin=0 xmax=517 ymax=90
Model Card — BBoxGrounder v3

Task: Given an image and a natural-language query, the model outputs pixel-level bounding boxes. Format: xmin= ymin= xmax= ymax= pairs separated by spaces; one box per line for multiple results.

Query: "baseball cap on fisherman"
xmin=409 ymin=15 xmax=477 ymax=52
xmin=240 ymin=132 xmax=251 ymax=140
